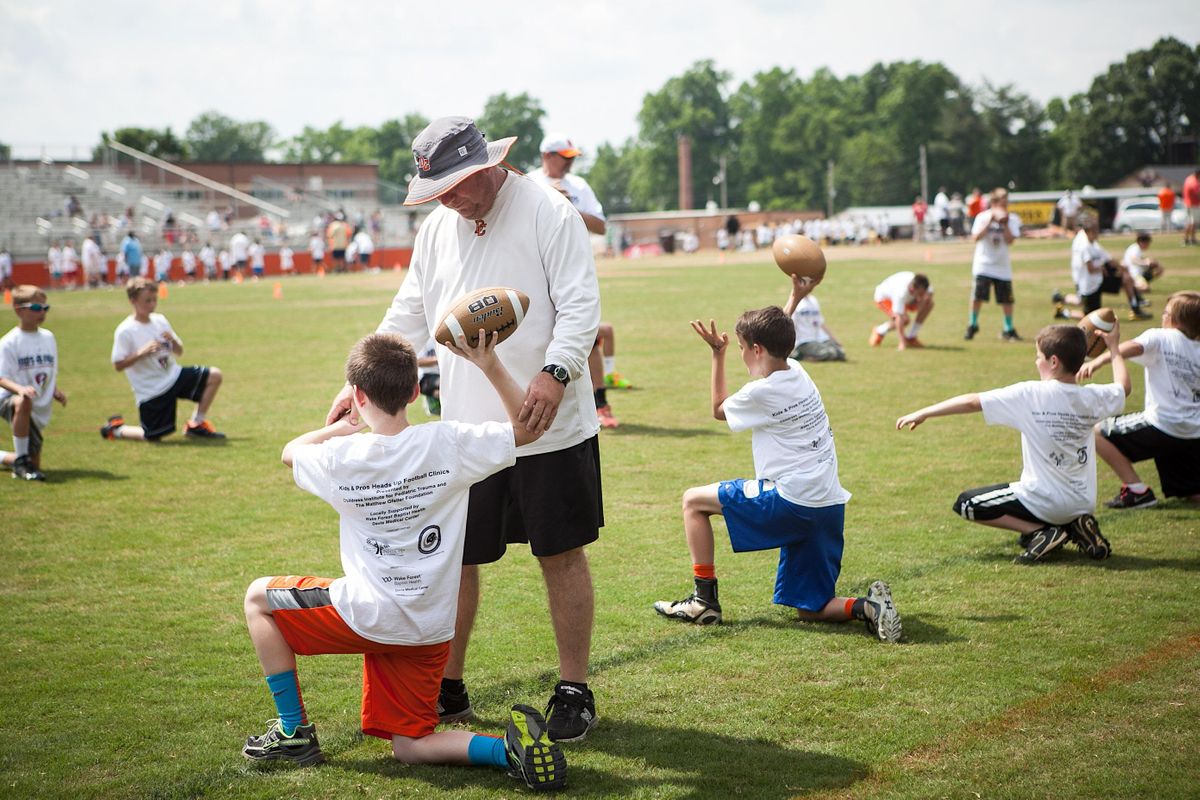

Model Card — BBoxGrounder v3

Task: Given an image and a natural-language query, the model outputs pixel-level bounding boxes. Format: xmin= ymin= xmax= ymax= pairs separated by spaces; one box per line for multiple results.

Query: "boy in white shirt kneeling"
xmin=240 ymin=330 xmax=568 ymax=790
xmin=897 ymin=323 xmax=1131 ymax=563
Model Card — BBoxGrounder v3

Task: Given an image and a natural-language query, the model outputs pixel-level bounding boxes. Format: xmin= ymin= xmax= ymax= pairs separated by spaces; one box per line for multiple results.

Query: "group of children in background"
xmin=2 ymin=251 xmax=1196 ymax=786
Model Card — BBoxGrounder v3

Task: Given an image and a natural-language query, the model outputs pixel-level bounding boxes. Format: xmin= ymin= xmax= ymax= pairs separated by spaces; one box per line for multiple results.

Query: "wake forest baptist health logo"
xmin=418 ymin=525 xmax=442 ymax=555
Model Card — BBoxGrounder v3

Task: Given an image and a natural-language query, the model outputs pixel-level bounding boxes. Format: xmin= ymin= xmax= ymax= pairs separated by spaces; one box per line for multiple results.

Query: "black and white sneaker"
xmin=964 ymin=324 xmax=979 ymax=340
xmin=505 ymin=704 xmax=567 ymax=791
xmin=653 ymin=592 xmax=722 ymax=625
xmin=1104 ymin=485 xmax=1157 ymax=510
xmin=544 ymin=683 xmax=597 ymax=743
xmin=1014 ymin=525 xmax=1068 ymax=564
xmin=1000 ymin=328 xmax=1023 ymax=342
xmin=242 ymin=719 xmax=325 ymax=766
xmin=1066 ymin=514 xmax=1111 ymax=559
xmin=436 ymin=683 xmax=475 ymax=723
xmin=864 ymin=581 xmax=902 ymax=643
xmin=11 ymin=455 xmax=45 ymax=481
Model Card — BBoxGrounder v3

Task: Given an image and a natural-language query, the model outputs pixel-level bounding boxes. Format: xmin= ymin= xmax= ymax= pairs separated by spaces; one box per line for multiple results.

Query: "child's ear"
xmin=409 ymin=382 xmax=420 ymax=404
xmin=351 ymin=385 xmax=368 ymax=410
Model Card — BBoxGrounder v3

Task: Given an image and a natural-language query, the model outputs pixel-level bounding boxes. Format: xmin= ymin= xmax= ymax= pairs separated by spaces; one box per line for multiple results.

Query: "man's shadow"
xmin=338 ymin=717 xmax=865 ymax=798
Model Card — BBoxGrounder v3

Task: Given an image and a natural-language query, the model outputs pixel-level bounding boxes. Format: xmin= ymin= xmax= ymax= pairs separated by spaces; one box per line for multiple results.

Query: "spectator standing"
xmin=966 ymin=187 xmax=985 ymax=231
xmin=1057 ymin=190 xmax=1082 ymax=232
xmin=121 ymin=232 xmax=144 ymax=278
xmin=353 ymin=228 xmax=374 ymax=270
xmin=229 ymin=231 xmax=250 ymax=279
xmin=1182 ymin=169 xmax=1200 ymax=246
xmin=948 ymin=192 xmax=966 ymax=237
xmin=81 ymin=235 xmax=104 ymax=288
xmin=199 ymin=242 xmax=217 ymax=282
xmin=60 ymin=241 xmax=79 ymax=288
xmin=1157 ymin=183 xmax=1176 ymax=232
xmin=911 ymin=196 xmax=928 ymax=242
xmin=933 ymin=187 xmax=951 ymax=238
xmin=46 ymin=241 xmax=63 ymax=287
xmin=325 ymin=117 xmax=603 ymax=743
xmin=308 ymin=231 xmax=326 ymax=273
xmin=0 ymin=248 xmax=12 ymax=289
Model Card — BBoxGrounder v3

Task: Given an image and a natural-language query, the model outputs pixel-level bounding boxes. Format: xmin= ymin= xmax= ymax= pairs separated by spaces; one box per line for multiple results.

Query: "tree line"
xmin=80 ymin=37 xmax=1196 ymax=213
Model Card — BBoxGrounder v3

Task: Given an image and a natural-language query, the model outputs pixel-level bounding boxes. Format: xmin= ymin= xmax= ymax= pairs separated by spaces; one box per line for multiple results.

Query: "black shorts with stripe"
xmin=463 ymin=435 xmax=603 ymax=564
xmin=1099 ymin=413 xmax=1200 ymax=498
xmin=138 ymin=366 xmax=210 ymax=439
xmin=953 ymin=483 xmax=1047 ymax=525
xmin=973 ymin=276 xmax=1014 ymax=304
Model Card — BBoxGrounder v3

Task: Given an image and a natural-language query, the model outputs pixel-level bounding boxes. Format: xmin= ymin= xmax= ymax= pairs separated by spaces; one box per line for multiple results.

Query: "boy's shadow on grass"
xmin=43 ymin=469 xmax=128 ymax=482
xmin=908 ymin=344 xmax=965 ymax=352
xmin=732 ymin=612 xmax=965 ymax=645
xmin=338 ymin=718 xmax=865 ymax=798
xmin=606 ymin=422 xmax=720 ymax=438
xmin=970 ymin=550 xmax=1200 ymax=572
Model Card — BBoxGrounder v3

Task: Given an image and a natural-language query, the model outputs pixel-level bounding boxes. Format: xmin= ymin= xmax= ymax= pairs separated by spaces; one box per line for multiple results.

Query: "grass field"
xmin=1 ymin=236 xmax=1197 ymax=799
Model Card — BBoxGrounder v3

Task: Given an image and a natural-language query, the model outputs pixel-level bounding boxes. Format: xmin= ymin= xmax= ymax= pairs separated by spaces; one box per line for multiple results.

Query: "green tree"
xmin=582 ymin=140 xmax=640 ymax=214
xmin=0 ymin=141 xmax=10 ymax=161
xmin=1052 ymin=37 xmax=1200 ymax=186
xmin=185 ymin=111 xmax=275 ymax=162
xmin=94 ymin=127 xmax=188 ymax=160
xmin=635 ymin=59 xmax=732 ymax=210
xmin=283 ymin=122 xmax=377 ymax=163
xmin=476 ymin=93 xmax=546 ymax=172
xmin=375 ymin=114 xmax=430 ymax=185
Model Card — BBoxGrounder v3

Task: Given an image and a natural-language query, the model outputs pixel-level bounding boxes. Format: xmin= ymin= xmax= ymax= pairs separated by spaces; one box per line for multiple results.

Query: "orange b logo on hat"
xmin=416 ymin=155 xmax=431 ymax=172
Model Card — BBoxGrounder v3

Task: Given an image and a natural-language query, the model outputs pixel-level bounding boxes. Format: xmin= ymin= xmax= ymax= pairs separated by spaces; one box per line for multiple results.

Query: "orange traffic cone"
xmin=272 ymin=281 xmax=282 ymax=300
xmin=234 ymin=271 xmax=244 ymax=284
xmin=157 ymin=282 xmax=168 ymax=299
xmin=923 ymin=248 xmax=933 ymax=263
xmin=317 ymin=266 xmax=325 ymax=278
xmin=3 ymin=289 xmax=11 ymax=305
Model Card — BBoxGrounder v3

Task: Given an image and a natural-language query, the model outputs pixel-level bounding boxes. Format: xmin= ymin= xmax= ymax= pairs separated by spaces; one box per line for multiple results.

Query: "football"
xmin=772 ymin=234 xmax=827 ymax=282
xmin=433 ymin=286 xmax=530 ymax=348
xmin=1078 ymin=307 xmax=1116 ymax=358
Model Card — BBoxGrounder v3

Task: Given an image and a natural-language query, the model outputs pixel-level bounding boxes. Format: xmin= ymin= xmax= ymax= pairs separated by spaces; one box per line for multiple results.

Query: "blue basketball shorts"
xmin=718 ymin=479 xmax=845 ymax=612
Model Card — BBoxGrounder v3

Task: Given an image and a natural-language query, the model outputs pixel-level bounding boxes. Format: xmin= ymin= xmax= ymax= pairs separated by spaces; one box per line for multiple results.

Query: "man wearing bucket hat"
xmin=326 ymin=116 xmax=603 ymax=742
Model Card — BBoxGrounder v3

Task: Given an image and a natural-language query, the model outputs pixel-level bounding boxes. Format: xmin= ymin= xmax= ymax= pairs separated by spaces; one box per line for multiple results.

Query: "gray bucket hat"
xmin=404 ymin=116 xmax=517 ymax=206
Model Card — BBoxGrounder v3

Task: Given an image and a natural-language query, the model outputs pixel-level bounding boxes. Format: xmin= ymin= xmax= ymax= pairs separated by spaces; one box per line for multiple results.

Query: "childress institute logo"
xmin=418 ymin=525 xmax=442 ymax=554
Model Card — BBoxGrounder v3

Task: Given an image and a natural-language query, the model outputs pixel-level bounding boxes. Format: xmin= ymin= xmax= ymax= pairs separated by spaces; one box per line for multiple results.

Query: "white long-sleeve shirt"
xmin=378 ymin=172 xmax=601 ymax=456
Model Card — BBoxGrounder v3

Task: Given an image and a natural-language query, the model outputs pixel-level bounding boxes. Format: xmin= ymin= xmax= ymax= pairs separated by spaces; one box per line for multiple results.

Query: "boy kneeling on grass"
xmin=1 ymin=286 xmax=67 ymax=481
xmin=897 ymin=323 xmax=1130 ymax=563
xmin=241 ymin=330 xmax=568 ymax=791
xmin=654 ymin=302 xmax=902 ymax=643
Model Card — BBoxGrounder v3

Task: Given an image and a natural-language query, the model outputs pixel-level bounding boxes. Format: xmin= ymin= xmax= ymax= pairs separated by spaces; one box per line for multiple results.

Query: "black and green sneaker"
xmin=242 ymin=719 xmax=325 ymax=766
xmin=505 ymin=704 xmax=567 ymax=791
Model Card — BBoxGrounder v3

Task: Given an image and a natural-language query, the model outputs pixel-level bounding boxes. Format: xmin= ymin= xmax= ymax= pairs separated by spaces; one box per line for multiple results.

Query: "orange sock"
xmin=843 ymin=598 xmax=855 ymax=618
xmin=692 ymin=564 xmax=716 ymax=580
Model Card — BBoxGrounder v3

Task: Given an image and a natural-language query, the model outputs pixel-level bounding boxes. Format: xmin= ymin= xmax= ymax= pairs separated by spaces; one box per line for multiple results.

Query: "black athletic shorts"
xmin=953 ymin=483 xmax=1046 ymax=525
xmin=973 ymin=275 xmax=1014 ymax=304
xmin=0 ymin=395 xmax=42 ymax=456
xmin=1100 ymin=413 xmax=1200 ymax=498
xmin=463 ymin=435 xmax=603 ymax=564
xmin=138 ymin=366 xmax=210 ymax=439
xmin=418 ymin=373 xmax=440 ymax=399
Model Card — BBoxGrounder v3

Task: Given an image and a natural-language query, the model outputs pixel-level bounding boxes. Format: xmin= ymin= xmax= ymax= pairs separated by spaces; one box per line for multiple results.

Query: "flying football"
xmin=772 ymin=234 xmax=827 ymax=283
xmin=434 ymin=286 xmax=530 ymax=348
xmin=1078 ymin=307 xmax=1116 ymax=358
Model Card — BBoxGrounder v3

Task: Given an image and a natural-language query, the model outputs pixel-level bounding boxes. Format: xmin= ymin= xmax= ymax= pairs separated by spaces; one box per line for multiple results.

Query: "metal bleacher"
xmin=2 ymin=142 xmax=425 ymax=259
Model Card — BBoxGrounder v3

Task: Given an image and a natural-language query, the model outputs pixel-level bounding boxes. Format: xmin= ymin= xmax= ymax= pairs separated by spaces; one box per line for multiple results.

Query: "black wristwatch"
xmin=541 ymin=364 xmax=570 ymax=386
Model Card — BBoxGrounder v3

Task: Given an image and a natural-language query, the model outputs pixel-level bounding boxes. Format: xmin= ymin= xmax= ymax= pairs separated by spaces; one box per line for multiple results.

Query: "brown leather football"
xmin=433 ymin=286 xmax=530 ymax=347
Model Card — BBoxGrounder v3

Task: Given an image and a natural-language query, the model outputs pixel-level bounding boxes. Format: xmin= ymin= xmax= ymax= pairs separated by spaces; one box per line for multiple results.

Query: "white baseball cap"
xmin=539 ymin=133 xmax=581 ymax=158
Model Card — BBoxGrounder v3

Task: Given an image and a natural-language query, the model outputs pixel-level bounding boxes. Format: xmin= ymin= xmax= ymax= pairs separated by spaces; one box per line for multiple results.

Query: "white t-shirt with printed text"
xmin=0 ymin=327 xmax=59 ymax=428
xmin=721 ymin=360 xmax=851 ymax=508
xmin=971 ymin=210 xmax=1022 ymax=279
xmin=292 ymin=420 xmax=516 ymax=645
xmin=980 ymin=380 xmax=1126 ymax=524
xmin=791 ymin=295 xmax=831 ymax=344
xmin=1131 ymin=327 xmax=1200 ymax=439
xmin=111 ymin=313 xmax=181 ymax=404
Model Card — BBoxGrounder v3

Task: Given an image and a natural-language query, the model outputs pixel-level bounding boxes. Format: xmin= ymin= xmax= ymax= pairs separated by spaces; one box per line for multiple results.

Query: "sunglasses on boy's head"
xmin=17 ymin=303 xmax=51 ymax=312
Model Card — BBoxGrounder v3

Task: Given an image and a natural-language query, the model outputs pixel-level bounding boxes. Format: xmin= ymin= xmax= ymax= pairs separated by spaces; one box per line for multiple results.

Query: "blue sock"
xmin=1003 ymin=314 xmax=1014 ymax=331
xmin=265 ymin=670 xmax=307 ymax=736
xmin=969 ymin=311 xmax=979 ymax=327
xmin=467 ymin=734 xmax=508 ymax=767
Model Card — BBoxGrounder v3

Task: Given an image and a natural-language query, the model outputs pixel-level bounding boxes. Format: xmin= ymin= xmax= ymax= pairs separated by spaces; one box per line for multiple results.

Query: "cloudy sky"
xmin=2 ymin=1 xmax=1196 ymax=160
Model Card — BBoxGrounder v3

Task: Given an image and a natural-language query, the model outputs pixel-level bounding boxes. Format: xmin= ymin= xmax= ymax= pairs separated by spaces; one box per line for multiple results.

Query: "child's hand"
xmin=790 ymin=273 xmax=816 ymax=298
xmin=450 ymin=328 xmax=499 ymax=368
xmin=53 ymin=388 xmax=67 ymax=407
xmin=1102 ymin=319 xmax=1121 ymax=352
xmin=690 ymin=319 xmax=728 ymax=353
xmin=896 ymin=411 xmax=925 ymax=431
xmin=136 ymin=340 xmax=161 ymax=359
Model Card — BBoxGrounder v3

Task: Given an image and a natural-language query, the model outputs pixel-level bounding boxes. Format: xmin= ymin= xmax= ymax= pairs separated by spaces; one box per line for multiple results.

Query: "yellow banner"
xmin=1010 ymin=201 xmax=1055 ymax=226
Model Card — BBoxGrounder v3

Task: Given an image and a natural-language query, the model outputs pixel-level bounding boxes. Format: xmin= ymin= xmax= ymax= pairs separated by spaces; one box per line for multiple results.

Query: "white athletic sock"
xmin=190 ymin=410 xmax=205 ymax=424
xmin=603 ymin=356 xmax=616 ymax=375
xmin=13 ymin=435 xmax=29 ymax=458
xmin=0 ymin=449 xmax=12 ymax=464
xmin=1127 ymin=482 xmax=1148 ymax=494
xmin=874 ymin=323 xmax=891 ymax=336
xmin=907 ymin=322 xmax=923 ymax=338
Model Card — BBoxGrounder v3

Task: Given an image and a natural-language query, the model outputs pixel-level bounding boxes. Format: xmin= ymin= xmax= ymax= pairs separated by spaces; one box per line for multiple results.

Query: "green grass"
xmin=1 ymin=237 xmax=1197 ymax=799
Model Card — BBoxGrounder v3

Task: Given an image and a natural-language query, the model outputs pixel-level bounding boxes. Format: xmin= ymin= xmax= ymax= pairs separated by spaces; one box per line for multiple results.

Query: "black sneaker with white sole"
xmin=1065 ymin=514 xmax=1111 ymax=559
xmin=11 ymin=454 xmax=45 ymax=481
xmin=964 ymin=324 xmax=979 ymax=340
xmin=544 ymin=683 xmax=597 ymax=743
xmin=1104 ymin=485 xmax=1157 ymax=510
xmin=1014 ymin=525 xmax=1068 ymax=564
xmin=242 ymin=719 xmax=325 ymax=766
xmin=437 ymin=684 xmax=475 ymax=723
xmin=864 ymin=581 xmax=902 ymax=643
